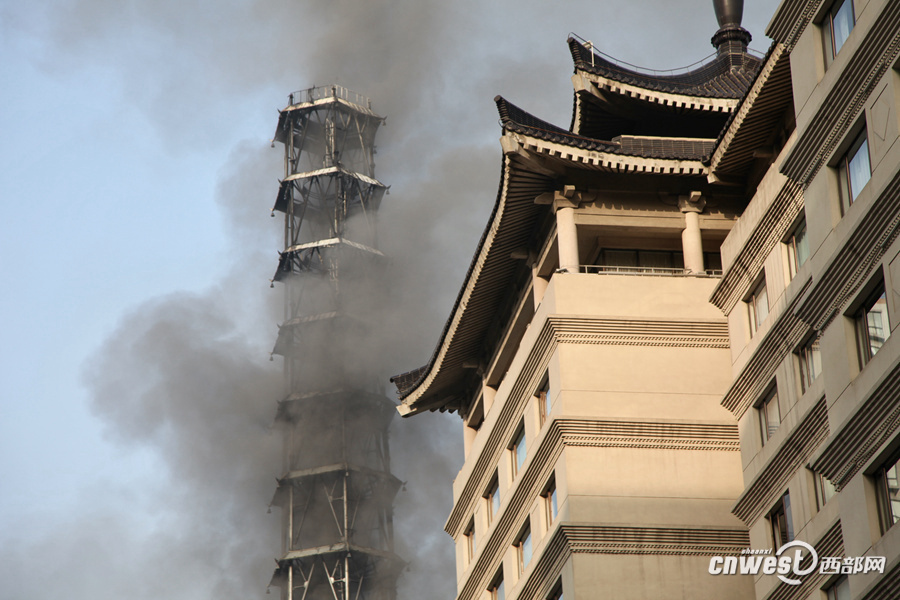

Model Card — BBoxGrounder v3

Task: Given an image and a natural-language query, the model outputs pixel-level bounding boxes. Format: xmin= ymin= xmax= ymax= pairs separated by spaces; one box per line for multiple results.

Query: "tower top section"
xmin=711 ymin=0 xmax=752 ymax=54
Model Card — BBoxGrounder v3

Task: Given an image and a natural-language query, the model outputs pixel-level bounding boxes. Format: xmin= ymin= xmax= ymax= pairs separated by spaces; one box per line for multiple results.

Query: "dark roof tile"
xmin=568 ymin=37 xmax=762 ymax=100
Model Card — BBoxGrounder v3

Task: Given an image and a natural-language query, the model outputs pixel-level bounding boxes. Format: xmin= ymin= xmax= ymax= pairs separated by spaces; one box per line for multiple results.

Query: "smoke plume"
xmin=1 ymin=0 xmax=777 ymax=598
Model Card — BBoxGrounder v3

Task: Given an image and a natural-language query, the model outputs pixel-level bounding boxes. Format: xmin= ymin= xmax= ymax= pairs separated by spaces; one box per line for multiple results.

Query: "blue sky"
xmin=1 ymin=1 xmax=778 ymax=597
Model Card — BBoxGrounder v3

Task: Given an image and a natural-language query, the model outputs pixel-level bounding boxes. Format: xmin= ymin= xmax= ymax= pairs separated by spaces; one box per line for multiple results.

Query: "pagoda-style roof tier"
xmin=272 ymin=311 xmax=365 ymax=357
xmin=569 ymin=36 xmax=762 ymax=141
xmin=569 ymin=36 xmax=762 ymax=100
xmin=275 ymin=388 xmax=397 ymax=427
xmin=494 ymin=96 xmax=715 ymax=175
xmin=708 ymin=43 xmax=794 ymax=180
xmin=269 ymin=463 xmax=401 ymax=508
xmin=394 ymin=149 xmax=555 ymax=413
xmin=269 ymin=546 xmax=405 ymax=590
xmin=272 ymin=85 xmax=383 ymax=145
xmin=272 ymin=166 xmax=387 ymax=215
xmin=273 ymin=237 xmax=384 ymax=281
xmin=394 ymin=99 xmax=722 ymax=413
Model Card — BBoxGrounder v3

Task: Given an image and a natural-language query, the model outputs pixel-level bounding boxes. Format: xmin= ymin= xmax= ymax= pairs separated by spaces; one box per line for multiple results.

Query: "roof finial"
xmin=713 ymin=0 xmax=743 ymax=28
xmin=711 ymin=0 xmax=751 ymax=55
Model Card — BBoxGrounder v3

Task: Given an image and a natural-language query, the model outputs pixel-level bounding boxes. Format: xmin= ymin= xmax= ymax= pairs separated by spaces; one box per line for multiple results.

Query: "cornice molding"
xmin=733 ymin=398 xmax=829 ymax=525
xmin=764 ymin=520 xmax=844 ymax=600
xmin=781 ymin=1 xmax=900 ymax=186
xmin=862 ymin=554 xmax=900 ymax=600
xmin=811 ymin=352 xmax=900 ymax=490
xmin=765 ymin=0 xmax=819 ymax=49
xmin=710 ymin=178 xmax=804 ymax=314
xmin=463 ymin=523 xmax=751 ymax=600
xmin=447 ymin=315 xmax=731 ymax=536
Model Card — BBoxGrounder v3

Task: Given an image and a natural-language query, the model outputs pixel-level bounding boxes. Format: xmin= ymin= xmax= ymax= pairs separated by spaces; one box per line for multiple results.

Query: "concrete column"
xmin=556 ymin=206 xmax=580 ymax=272
xmin=679 ymin=193 xmax=706 ymax=275
xmin=463 ymin=424 xmax=477 ymax=458
xmin=532 ymin=266 xmax=549 ymax=306
xmin=482 ymin=383 xmax=497 ymax=414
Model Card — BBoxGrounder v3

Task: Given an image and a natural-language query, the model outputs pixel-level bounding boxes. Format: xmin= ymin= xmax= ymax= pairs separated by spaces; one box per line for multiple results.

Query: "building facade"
xmin=711 ymin=0 xmax=900 ymax=599
xmin=391 ymin=2 xmax=765 ymax=599
xmin=391 ymin=0 xmax=900 ymax=598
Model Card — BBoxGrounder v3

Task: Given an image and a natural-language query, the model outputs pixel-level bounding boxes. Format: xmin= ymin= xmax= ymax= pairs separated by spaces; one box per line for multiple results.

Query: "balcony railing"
xmin=578 ymin=265 xmax=723 ymax=277
xmin=288 ymin=85 xmax=372 ymax=110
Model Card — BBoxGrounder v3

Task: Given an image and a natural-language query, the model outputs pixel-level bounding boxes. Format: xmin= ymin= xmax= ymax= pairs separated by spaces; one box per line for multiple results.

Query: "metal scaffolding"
xmin=268 ymin=85 xmax=402 ymax=600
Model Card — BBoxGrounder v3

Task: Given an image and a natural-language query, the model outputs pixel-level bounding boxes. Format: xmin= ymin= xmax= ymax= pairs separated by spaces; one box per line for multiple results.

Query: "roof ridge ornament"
xmin=712 ymin=0 xmax=752 ymax=55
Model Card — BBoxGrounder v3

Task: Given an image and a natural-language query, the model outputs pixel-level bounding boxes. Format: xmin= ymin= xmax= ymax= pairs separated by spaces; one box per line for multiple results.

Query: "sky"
xmin=1 ymin=0 xmax=779 ymax=598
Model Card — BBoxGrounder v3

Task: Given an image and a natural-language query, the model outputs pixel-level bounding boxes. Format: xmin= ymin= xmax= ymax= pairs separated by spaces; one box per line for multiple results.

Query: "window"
xmin=797 ymin=335 xmax=822 ymax=393
xmin=855 ymin=282 xmax=890 ymax=366
xmin=757 ymin=387 xmax=781 ymax=445
xmin=547 ymin=581 xmax=564 ymax=600
xmin=510 ymin=424 xmax=526 ymax=477
xmin=747 ymin=275 xmax=769 ymax=336
xmin=489 ymin=571 xmax=505 ymax=600
xmin=537 ymin=373 xmax=551 ymax=426
xmin=485 ymin=475 xmax=500 ymax=525
xmin=876 ymin=452 xmax=900 ymax=533
xmin=543 ymin=477 xmax=558 ymax=525
xmin=823 ymin=0 xmax=855 ymax=61
xmin=515 ymin=522 xmax=533 ymax=575
xmin=814 ymin=472 xmax=835 ymax=511
xmin=769 ymin=491 xmax=795 ymax=547
xmin=464 ymin=519 xmax=476 ymax=561
xmin=786 ymin=219 xmax=809 ymax=279
xmin=826 ymin=575 xmax=851 ymax=600
xmin=838 ymin=129 xmax=870 ymax=212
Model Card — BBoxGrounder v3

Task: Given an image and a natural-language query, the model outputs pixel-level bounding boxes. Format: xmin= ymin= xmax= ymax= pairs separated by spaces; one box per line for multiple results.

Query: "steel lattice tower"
xmin=267 ymin=85 xmax=402 ymax=600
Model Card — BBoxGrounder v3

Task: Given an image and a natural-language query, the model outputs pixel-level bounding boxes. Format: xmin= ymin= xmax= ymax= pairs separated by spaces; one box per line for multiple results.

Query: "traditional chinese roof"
xmin=393 ymin=134 xmax=555 ymax=414
xmin=498 ymin=96 xmax=715 ymax=161
xmin=707 ymin=42 xmax=794 ymax=179
xmin=569 ymin=37 xmax=762 ymax=100
xmin=394 ymin=98 xmax=715 ymax=414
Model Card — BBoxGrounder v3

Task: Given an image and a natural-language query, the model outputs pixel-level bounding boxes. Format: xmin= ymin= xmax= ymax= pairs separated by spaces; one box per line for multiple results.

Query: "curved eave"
xmin=397 ymin=152 xmax=554 ymax=416
xmin=572 ymin=69 xmax=740 ymax=116
xmin=568 ymin=37 xmax=761 ymax=99
xmin=507 ymin=132 xmax=711 ymax=176
xmin=398 ymin=144 xmax=706 ymax=417
xmin=708 ymin=43 xmax=793 ymax=178
xmin=273 ymin=97 xmax=382 ymax=144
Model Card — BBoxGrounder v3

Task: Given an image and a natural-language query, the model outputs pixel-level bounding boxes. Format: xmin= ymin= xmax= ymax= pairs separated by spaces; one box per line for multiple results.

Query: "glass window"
xmin=490 ymin=572 xmax=505 ymax=600
xmin=826 ymin=575 xmax=851 ymax=600
xmin=485 ymin=475 xmax=500 ymax=524
xmin=770 ymin=491 xmax=795 ymax=547
xmin=798 ymin=335 xmax=822 ymax=393
xmin=823 ymin=0 xmax=855 ymax=60
xmin=538 ymin=374 xmax=551 ymax=426
xmin=544 ymin=478 xmax=558 ymax=524
xmin=856 ymin=283 xmax=890 ymax=366
xmin=758 ymin=387 xmax=781 ymax=445
xmin=838 ymin=130 xmax=870 ymax=212
xmin=748 ymin=276 xmax=769 ymax=336
xmin=516 ymin=523 xmax=533 ymax=574
xmin=876 ymin=453 xmax=900 ymax=533
xmin=548 ymin=584 xmax=564 ymax=600
xmin=510 ymin=425 xmax=526 ymax=476
xmin=814 ymin=472 xmax=835 ymax=511
xmin=464 ymin=519 xmax=476 ymax=561
xmin=787 ymin=219 xmax=809 ymax=279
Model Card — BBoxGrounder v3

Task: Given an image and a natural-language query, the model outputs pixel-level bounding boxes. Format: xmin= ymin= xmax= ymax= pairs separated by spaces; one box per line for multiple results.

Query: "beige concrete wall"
xmin=569 ymin=553 xmax=754 ymax=600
